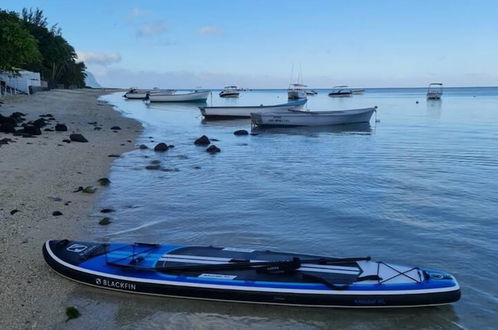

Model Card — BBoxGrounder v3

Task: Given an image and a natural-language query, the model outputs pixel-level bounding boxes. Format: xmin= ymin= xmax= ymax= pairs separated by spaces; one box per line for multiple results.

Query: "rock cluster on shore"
xmin=0 ymin=89 xmax=144 ymax=329
xmin=0 ymin=111 xmax=87 ymax=141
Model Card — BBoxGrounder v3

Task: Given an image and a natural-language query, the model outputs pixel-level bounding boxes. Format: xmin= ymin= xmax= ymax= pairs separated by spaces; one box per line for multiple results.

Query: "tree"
xmin=0 ymin=10 xmax=41 ymax=73
xmin=21 ymin=8 xmax=86 ymax=87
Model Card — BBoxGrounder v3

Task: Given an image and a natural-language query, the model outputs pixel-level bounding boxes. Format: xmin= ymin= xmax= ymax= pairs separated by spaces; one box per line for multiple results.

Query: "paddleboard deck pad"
xmin=43 ymin=240 xmax=460 ymax=308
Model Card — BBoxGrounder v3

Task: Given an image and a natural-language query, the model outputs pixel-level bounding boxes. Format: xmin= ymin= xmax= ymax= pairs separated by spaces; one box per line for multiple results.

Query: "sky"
xmin=2 ymin=0 xmax=498 ymax=88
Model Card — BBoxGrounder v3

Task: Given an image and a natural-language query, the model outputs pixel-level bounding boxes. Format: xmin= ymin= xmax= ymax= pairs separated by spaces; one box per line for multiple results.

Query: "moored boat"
xmin=123 ymin=88 xmax=149 ymax=99
xmin=288 ymin=83 xmax=308 ymax=100
xmin=427 ymin=83 xmax=443 ymax=100
xmin=251 ymin=107 xmax=377 ymax=127
xmin=219 ymin=86 xmax=240 ymax=98
xmin=306 ymin=89 xmax=318 ymax=96
xmin=43 ymin=239 xmax=461 ymax=308
xmin=200 ymin=98 xmax=307 ymax=120
xmin=148 ymin=90 xmax=210 ymax=102
xmin=329 ymin=86 xmax=353 ymax=97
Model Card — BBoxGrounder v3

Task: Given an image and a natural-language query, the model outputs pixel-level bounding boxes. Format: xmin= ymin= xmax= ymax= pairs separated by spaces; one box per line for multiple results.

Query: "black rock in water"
xmin=99 ymin=217 xmax=112 ymax=225
xmin=52 ymin=211 xmax=63 ymax=216
xmin=233 ymin=129 xmax=249 ymax=136
xmin=55 ymin=124 xmax=68 ymax=131
xmin=145 ymin=164 xmax=161 ymax=170
xmin=97 ymin=178 xmax=111 ymax=186
xmin=44 ymin=128 xmax=54 ymax=132
xmin=62 ymin=139 xmax=71 ymax=143
xmin=100 ymin=208 xmax=115 ymax=213
xmin=111 ymin=126 xmax=121 ymax=130
xmin=139 ymin=144 xmax=148 ymax=149
xmin=206 ymin=145 xmax=221 ymax=153
xmin=194 ymin=135 xmax=210 ymax=145
xmin=154 ymin=143 xmax=169 ymax=152
xmin=70 ymin=133 xmax=88 ymax=142
xmin=10 ymin=209 xmax=19 ymax=215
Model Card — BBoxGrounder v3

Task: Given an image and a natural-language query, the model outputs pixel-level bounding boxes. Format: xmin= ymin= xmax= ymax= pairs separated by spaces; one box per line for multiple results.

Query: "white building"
xmin=0 ymin=70 xmax=41 ymax=95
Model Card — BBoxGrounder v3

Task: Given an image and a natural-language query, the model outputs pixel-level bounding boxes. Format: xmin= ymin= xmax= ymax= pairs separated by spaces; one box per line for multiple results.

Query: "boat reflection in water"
xmin=251 ymin=122 xmax=373 ymax=136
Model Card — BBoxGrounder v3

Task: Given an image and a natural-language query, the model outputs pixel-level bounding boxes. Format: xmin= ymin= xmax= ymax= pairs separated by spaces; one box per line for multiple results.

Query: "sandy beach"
xmin=0 ymin=89 xmax=142 ymax=329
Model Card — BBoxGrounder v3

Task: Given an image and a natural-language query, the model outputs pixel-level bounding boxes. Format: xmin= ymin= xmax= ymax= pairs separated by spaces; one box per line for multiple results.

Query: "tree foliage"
xmin=0 ymin=8 xmax=86 ymax=87
xmin=0 ymin=10 xmax=41 ymax=73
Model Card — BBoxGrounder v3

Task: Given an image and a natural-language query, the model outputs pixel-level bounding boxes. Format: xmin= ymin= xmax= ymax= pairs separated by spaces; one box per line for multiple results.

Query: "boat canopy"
xmin=427 ymin=83 xmax=443 ymax=92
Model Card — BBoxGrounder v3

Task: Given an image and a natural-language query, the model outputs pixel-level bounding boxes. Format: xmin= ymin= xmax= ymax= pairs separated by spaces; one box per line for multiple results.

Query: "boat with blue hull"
xmin=251 ymin=107 xmax=377 ymax=127
xmin=43 ymin=240 xmax=460 ymax=308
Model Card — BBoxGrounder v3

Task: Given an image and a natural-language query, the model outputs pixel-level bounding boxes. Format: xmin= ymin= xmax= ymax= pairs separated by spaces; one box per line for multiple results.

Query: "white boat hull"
xmin=149 ymin=91 xmax=210 ymax=102
xmin=251 ymin=107 xmax=376 ymax=127
xmin=200 ymin=99 xmax=307 ymax=120
xmin=124 ymin=93 xmax=148 ymax=99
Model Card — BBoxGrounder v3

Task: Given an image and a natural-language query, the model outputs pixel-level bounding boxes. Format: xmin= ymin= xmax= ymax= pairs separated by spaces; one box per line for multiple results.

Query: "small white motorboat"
xmin=148 ymin=90 xmax=210 ymax=102
xmin=427 ymin=83 xmax=443 ymax=100
xmin=251 ymin=107 xmax=377 ymax=127
xmin=352 ymin=89 xmax=365 ymax=95
xmin=200 ymin=99 xmax=307 ymax=120
xmin=328 ymin=86 xmax=353 ymax=97
xmin=306 ymin=89 xmax=318 ymax=96
xmin=219 ymin=86 xmax=240 ymax=98
xmin=288 ymin=83 xmax=308 ymax=100
xmin=123 ymin=88 xmax=149 ymax=99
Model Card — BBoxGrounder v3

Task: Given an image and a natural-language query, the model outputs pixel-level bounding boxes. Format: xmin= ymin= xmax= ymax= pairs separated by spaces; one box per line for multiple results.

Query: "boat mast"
xmin=289 ymin=62 xmax=294 ymax=85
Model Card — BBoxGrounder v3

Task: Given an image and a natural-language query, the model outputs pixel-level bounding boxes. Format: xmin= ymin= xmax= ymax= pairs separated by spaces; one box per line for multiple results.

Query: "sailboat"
xmin=287 ymin=64 xmax=309 ymax=100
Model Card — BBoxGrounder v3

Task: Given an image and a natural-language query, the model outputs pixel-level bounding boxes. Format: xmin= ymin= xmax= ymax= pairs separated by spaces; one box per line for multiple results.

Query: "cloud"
xmin=136 ymin=21 xmax=166 ymax=37
xmin=129 ymin=7 xmax=150 ymax=17
xmin=76 ymin=51 xmax=121 ymax=66
xmin=198 ymin=26 xmax=221 ymax=35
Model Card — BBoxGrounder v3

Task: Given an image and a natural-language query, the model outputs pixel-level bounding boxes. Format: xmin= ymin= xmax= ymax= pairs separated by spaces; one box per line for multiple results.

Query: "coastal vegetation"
xmin=0 ymin=8 xmax=85 ymax=87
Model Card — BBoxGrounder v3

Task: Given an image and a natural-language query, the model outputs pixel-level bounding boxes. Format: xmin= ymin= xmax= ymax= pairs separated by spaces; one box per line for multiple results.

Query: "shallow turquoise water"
xmin=79 ymin=88 xmax=497 ymax=328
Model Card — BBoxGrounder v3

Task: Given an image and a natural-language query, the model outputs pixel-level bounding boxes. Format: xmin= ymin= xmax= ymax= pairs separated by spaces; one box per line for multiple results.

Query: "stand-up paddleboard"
xmin=43 ymin=240 xmax=460 ymax=308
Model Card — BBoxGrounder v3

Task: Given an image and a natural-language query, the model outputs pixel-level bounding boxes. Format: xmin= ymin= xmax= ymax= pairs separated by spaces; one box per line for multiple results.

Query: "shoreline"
xmin=0 ymin=89 xmax=142 ymax=329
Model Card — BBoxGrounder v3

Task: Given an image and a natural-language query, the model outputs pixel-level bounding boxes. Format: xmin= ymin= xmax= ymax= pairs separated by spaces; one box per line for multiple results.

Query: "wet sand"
xmin=0 ymin=89 xmax=142 ymax=329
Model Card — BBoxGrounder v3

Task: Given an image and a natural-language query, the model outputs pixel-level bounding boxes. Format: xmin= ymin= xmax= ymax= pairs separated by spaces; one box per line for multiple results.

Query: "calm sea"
xmin=73 ymin=88 xmax=498 ymax=329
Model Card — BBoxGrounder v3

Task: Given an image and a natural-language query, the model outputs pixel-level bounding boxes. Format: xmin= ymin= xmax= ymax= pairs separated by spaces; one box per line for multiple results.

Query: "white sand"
xmin=0 ymin=89 xmax=142 ymax=329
